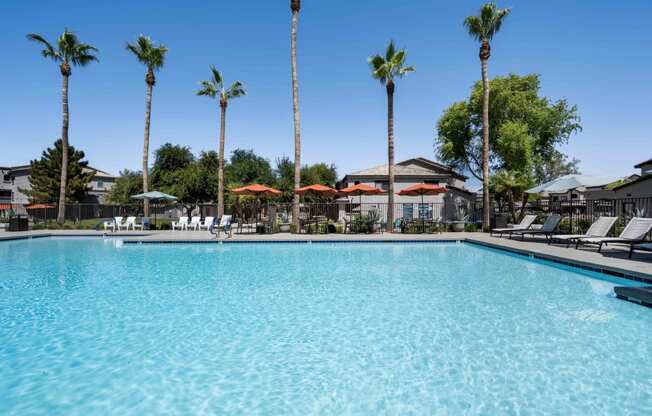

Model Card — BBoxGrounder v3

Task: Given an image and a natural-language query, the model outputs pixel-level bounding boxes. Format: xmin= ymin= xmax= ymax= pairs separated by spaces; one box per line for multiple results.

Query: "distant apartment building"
xmin=585 ymin=157 xmax=652 ymax=199
xmin=0 ymin=165 xmax=116 ymax=204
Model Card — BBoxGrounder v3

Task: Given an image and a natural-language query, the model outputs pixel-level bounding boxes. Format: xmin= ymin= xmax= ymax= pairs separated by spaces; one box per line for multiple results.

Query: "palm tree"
xmin=27 ymin=30 xmax=99 ymax=224
xmin=290 ymin=0 xmax=302 ymax=231
xmin=197 ymin=66 xmax=246 ymax=217
xmin=464 ymin=2 xmax=510 ymax=231
xmin=369 ymin=41 xmax=415 ymax=228
xmin=126 ymin=35 xmax=168 ymax=217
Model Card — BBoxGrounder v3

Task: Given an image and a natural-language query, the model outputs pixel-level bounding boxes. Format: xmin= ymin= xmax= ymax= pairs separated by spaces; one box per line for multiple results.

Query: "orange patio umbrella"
xmin=338 ymin=183 xmax=386 ymax=208
xmin=25 ymin=203 xmax=56 ymax=209
xmin=397 ymin=183 xmax=447 ymax=205
xmin=295 ymin=184 xmax=338 ymax=198
xmin=230 ymin=184 xmax=282 ymax=197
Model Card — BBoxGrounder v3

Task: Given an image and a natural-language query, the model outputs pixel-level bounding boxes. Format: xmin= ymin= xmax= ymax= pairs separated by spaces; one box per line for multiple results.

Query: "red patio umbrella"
xmin=295 ymin=184 xmax=338 ymax=198
xmin=231 ymin=184 xmax=282 ymax=197
xmin=397 ymin=183 xmax=447 ymax=205
xmin=338 ymin=183 xmax=386 ymax=210
xmin=25 ymin=204 xmax=56 ymax=209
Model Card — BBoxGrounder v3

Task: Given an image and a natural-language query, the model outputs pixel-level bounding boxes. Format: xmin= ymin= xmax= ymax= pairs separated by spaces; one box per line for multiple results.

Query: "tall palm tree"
xmin=290 ymin=0 xmax=302 ymax=231
xmin=126 ymin=35 xmax=168 ymax=217
xmin=197 ymin=66 xmax=246 ymax=217
xmin=369 ymin=41 xmax=415 ymax=228
xmin=464 ymin=2 xmax=510 ymax=231
xmin=27 ymin=30 xmax=99 ymax=224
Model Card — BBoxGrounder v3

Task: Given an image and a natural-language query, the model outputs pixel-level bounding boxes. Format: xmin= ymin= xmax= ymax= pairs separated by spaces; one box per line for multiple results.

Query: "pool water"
xmin=1 ymin=238 xmax=651 ymax=415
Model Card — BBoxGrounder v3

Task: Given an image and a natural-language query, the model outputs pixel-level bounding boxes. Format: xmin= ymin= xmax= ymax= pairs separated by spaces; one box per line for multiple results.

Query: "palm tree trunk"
xmin=218 ymin=102 xmax=227 ymax=218
xmin=481 ymin=57 xmax=491 ymax=231
xmin=386 ymin=81 xmax=395 ymax=230
xmin=57 ymin=74 xmax=70 ymax=225
xmin=142 ymin=81 xmax=153 ymax=217
xmin=290 ymin=3 xmax=301 ymax=232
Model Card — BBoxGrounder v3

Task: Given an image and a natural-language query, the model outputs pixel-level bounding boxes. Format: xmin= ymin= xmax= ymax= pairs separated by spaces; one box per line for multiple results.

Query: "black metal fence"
xmin=493 ymin=197 xmax=652 ymax=234
xmin=2 ymin=197 xmax=650 ymax=235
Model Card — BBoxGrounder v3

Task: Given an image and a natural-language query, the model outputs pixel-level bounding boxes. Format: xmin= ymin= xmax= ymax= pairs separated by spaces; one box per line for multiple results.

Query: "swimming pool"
xmin=1 ymin=238 xmax=650 ymax=414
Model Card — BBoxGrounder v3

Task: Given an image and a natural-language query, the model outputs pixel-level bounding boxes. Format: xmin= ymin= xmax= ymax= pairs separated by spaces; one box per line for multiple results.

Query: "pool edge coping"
xmin=2 ymin=232 xmax=651 ymax=285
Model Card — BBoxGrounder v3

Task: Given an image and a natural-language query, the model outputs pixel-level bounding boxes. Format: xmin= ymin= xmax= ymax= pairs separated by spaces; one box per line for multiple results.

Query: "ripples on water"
xmin=0 ymin=238 xmax=650 ymax=415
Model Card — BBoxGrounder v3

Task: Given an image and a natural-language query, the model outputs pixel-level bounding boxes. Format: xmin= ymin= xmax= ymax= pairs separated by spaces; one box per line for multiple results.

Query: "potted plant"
xmin=450 ymin=198 xmax=469 ymax=232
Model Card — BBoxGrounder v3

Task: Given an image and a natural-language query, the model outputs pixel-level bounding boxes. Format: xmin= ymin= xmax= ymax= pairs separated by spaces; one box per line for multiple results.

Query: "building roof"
xmin=6 ymin=164 xmax=115 ymax=178
xmin=634 ymin=158 xmax=652 ymax=168
xmin=611 ymin=174 xmax=652 ymax=191
xmin=343 ymin=157 xmax=467 ymax=181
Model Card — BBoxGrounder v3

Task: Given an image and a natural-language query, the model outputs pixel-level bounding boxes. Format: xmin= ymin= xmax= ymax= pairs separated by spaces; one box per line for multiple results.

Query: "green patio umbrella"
xmin=131 ymin=191 xmax=178 ymax=228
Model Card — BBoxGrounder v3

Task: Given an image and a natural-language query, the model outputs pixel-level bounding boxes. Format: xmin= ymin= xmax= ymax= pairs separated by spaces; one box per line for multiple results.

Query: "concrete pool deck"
xmin=2 ymin=229 xmax=651 ymax=282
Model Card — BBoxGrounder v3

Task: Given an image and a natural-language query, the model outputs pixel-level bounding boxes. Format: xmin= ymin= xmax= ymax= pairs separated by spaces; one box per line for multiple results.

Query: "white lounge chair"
xmin=491 ymin=214 xmax=537 ymax=237
xmin=124 ymin=216 xmax=144 ymax=230
xmin=172 ymin=216 xmax=189 ymax=231
xmin=630 ymin=242 xmax=652 ymax=259
xmin=198 ymin=216 xmax=215 ymax=231
xmin=116 ymin=216 xmax=130 ymax=231
xmin=548 ymin=216 xmax=618 ymax=247
xmin=187 ymin=216 xmax=201 ymax=231
xmin=103 ymin=216 xmax=121 ymax=232
xmin=211 ymin=215 xmax=232 ymax=238
xmin=577 ymin=217 xmax=652 ymax=252
xmin=508 ymin=214 xmax=562 ymax=241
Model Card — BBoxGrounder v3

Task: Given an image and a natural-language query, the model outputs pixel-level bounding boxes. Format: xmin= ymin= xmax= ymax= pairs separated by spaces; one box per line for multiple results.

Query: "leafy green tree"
xmin=126 ymin=35 xmax=168 ymax=217
xmin=464 ymin=2 xmax=511 ymax=230
xmin=150 ymin=143 xmax=195 ymax=191
xmin=22 ymin=139 xmax=94 ymax=203
xmin=224 ymin=149 xmax=275 ymax=187
xmin=369 ymin=40 xmax=415 ymax=224
xmin=435 ymin=74 xmax=582 ymax=220
xmin=274 ymin=157 xmax=338 ymax=201
xmin=106 ymin=170 xmax=143 ymax=204
xmin=27 ymin=30 xmax=99 ymax=223
xmin=290 ymin=0 xmax=302 ymax=230
xmin=197 ymin=66 xmax=246 ymax=218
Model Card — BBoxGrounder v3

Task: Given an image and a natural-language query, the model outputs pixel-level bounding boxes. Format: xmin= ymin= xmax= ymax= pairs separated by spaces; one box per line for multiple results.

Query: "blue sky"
xmin=2 ymin=1 xmax=651 ymax=188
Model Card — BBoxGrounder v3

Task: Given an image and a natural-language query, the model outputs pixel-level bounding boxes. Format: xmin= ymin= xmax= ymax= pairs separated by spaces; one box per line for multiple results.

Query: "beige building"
xmin=0 ymin=165 xmax=115 ymax=204
xmin=338 ymin=157 xmax=475 ymax=220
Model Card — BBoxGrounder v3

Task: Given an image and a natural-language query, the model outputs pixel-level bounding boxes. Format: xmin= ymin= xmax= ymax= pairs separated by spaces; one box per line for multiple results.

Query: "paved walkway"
xmin=2 ymin=229 xmax=651 ymax=280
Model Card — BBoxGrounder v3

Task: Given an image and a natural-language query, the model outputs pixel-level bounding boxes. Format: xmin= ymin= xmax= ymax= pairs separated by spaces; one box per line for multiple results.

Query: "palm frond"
xmin=369 ymin=41 xmax=413 ymax=84
xmin=226 ymin=81 xmax=246 ymax=99
xmin=196 ymin=80 xmax=217 ymax=98
xmin=210 ymin=65 xmax=223 ymax=88
xmin=126 ymin=35 xmax=167 ymax=70
xmin=26 ymin=33 xmax=60 ymax=62
xmin=464 ymin=2 xmax=511 ymax=41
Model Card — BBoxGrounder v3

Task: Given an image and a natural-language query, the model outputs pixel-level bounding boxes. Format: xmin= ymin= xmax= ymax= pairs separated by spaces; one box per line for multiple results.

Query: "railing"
xmin=492 ymin=197 xmax=652 ymax=234
xmin=3 ymin=197 xmax=649 ymax=235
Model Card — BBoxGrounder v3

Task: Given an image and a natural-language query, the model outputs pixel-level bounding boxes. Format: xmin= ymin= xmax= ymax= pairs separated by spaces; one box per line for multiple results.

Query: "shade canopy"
xmin=230 ymin=184 xmax=282 ymax=197
xmin=25 ymin=203 xmax=56 ymax=209
xmin=526 ymin=175 xmax=620 ymax=194
xmin=295 ymin=184 xmax=338 ymax=197
xmin=338 ymin=183 xmax=386 ymax=197
xmin=131 ymin=191 xmax=178 ymax=201
xmin=397 ymin=183 xmax=447 ymax=197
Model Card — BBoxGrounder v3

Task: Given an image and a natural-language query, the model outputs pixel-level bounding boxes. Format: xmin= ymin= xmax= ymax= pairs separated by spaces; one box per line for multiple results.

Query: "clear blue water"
xmin=1 ymin=238 xmax=651 ymax=415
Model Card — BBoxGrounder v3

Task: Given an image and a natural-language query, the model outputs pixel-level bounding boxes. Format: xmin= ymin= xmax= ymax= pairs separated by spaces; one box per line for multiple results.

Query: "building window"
xmin=354 ymin=181 xmax=360 ymax=185
xmin=418 ymin=203 xmax=432 ymax=219
xmin=374 ymin=181 xmax=389 ymax=190
xmin=2 ymin=174 xmax=10 ymax=183
xmin=403 ymin=204 xmax=414 ymax=219
xmin=96 ymin=180 xmax=104 ymax=189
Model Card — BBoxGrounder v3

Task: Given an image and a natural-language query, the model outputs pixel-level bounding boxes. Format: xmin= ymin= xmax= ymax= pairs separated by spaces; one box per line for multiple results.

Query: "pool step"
xmin=614 ymin=286 xmax=652 ymax=308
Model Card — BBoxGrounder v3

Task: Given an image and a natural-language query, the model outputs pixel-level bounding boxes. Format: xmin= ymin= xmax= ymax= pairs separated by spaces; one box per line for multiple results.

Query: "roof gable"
xmin=345 ymin=157 xmax=467 ymax=180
